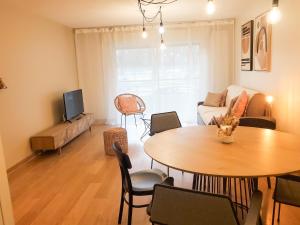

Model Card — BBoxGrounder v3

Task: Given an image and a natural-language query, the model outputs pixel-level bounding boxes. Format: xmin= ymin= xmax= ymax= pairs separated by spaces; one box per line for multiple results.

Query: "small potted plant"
xmin=213 ymin=114 xmax=239 ymax=144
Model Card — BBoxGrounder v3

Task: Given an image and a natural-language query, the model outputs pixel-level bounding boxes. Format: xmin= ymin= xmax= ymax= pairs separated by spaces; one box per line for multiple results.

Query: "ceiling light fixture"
xmin=268 ymin=0 xmax=281 ymax=24
xmin=160 ymin=35 xmax=166 ymax=50
xmin=206 ymin=0 xmax=216 ymax=15
xmin=142 ymin=15 xmax=148 ymax=39
xmin=138 ymin=0 xmax=177 ymax=46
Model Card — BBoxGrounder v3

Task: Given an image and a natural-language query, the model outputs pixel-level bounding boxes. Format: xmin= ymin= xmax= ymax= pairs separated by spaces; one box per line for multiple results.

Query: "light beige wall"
xmin=0 ymin=3 xmax=78 ymax=168
xmin=0 ymin=136 xmax=15 ymax=225
xmin=235 ymin=0 xmax=300 ymax=134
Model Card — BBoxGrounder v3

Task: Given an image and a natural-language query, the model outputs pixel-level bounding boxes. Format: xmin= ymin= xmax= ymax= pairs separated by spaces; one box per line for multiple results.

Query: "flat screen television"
xmin=63 ymin=89 xmax=84 ymax=121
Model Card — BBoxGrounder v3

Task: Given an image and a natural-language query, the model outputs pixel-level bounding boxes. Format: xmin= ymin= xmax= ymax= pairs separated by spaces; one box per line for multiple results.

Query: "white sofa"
xmin=197 ymin=85 xmax=276 ymax=130
xmin=197 ymin=85 xmax=258 ymax=125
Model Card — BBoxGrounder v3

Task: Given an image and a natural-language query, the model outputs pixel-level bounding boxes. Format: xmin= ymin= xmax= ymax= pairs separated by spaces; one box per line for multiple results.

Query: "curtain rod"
xmin=75 ymin=18 xmax=235 ymax=34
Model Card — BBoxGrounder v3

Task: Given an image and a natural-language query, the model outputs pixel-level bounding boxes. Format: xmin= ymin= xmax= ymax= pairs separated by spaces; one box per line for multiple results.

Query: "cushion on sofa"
xmin=197 ymin=105 xmax=228 ymax=125
xmin=246 ymin=93 xmax=267 ymax=117
xmin=220 ymin=89 xmax=228 ymax=107
xmin=225 ymin=85 xmax=258 ymax=107
xmin=231 ymin=91 xmax=248 ymax=117
xmin=203 ymin=92 xmax=223 ymax=107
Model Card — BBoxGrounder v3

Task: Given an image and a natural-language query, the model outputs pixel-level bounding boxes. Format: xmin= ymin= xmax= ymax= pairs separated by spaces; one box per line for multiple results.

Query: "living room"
xmin=0 ymin=0 xmax=300 ymax=225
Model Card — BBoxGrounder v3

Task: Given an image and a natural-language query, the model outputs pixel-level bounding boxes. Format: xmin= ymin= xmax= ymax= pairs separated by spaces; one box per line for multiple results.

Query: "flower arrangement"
xmin=213 ymin=114 xmax=239 ymax=143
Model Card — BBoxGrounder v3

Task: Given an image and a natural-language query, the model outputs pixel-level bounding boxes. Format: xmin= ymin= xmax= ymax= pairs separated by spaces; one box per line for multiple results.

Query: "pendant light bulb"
xmin=160 ymin=38 xmax=166 ymax=50
xmin=142 ymin=27 xmax=148 ymax=39
xmin=206 ymin=0 xmax=215 ymax=15
xmin=267 ymin=3 xmax=281 ymax=24
xmin=159 ymin=22 xmax=165 ymax=34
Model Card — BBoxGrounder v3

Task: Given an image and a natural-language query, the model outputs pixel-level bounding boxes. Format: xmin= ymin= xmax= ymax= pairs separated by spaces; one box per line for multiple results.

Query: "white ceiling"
xmin=5 ymin=0 xmax=263 ymax=28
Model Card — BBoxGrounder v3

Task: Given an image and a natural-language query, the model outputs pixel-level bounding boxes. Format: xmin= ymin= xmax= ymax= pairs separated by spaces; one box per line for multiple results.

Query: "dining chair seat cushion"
xmin=274 ymin=175 xmax=300 ymax=206
xmin=130 ymin=168 xmax=167 ymax=192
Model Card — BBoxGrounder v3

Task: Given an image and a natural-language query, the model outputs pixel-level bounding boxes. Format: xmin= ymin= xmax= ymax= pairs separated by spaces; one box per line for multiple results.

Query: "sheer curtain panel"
xmin=75 ymin=20 xmax=235 ymax=124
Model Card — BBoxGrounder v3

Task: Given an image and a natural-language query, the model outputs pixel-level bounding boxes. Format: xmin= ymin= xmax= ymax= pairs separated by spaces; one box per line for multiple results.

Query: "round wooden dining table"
xmin=144 ymin=126 xmax=300 ymax=178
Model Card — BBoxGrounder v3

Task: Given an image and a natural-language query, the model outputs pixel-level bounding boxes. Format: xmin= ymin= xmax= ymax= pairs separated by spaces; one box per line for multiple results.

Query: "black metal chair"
xmin=272 ymin=173 xmax=300 ymax=225
xmin=149 ymin=184 xmax=263 ymax=225
xmin=149 ymin=111 xmax=182 ymax=175
xmin=112 ymin=143 xmax=173 ymax=225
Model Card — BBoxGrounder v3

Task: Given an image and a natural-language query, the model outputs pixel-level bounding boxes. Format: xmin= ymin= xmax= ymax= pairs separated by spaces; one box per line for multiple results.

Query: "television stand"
xmin=30 ymin=113 xmax=94 ymax=154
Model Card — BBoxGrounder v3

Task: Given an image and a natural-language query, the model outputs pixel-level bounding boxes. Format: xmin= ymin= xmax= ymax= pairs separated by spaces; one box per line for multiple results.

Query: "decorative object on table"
xmin=114 ymin=93 xmax=146 ymax=129
xmin=0 ymin=77 xmax=7 ymax=89
xmin=213 ymin=114 xmax=239 ymax=144
xmin=254 ymin=12 xmax=272 ymax=71
xmin=103 ymin=127 xmax=128 ymax=156
xmin=241 ymin=20 xmax=254 ymax=71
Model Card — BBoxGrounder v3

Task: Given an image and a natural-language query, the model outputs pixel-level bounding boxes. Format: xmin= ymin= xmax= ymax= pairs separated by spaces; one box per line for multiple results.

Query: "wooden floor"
xmin=8 ymin=123 xmax=300 ymax=225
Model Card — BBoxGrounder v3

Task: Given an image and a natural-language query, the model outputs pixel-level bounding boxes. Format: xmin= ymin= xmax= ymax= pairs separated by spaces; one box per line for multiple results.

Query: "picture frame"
xmin=241 ymin=20 xmax=254 ymax=71
xmin=253 ymin=12 xmax=272 ymax=71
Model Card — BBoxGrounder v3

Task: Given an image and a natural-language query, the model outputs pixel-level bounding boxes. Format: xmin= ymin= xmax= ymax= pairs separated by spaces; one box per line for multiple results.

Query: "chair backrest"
xmin=274 ymin=174 xmax=300 ymax=206
xmin=150 ymin=111 xmax=182 ymax=136
xmin=112 ymin=142 xmax=133 ymax=193
xmin=150 ymin=184 xmax=240 ymax=225
xmin=114 ymin=93 xmax=146 ymax=114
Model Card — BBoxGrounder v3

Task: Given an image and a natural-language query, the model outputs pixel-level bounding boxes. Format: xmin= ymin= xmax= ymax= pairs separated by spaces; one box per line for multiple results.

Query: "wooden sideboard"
xmin=30 ymin=113 xmax=94 ymax=153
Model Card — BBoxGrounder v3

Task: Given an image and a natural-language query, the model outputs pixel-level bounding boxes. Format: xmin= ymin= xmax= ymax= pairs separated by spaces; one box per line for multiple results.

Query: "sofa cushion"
xmin=231 ymin=91 xmax=248 ymax=117
xmin=197 ymin=105 xmax=228 ymax=125
xmin=203 ymin=92 xmax=223 ymax=107
xmin=246 ymin=93 xmax=267 ymax=117
xmin=226 ymin=85 xmax=258 ymax=107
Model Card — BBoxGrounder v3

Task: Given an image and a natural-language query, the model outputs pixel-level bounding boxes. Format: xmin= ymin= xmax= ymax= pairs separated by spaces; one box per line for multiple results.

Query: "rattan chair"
xmin=149 ymin=111 xmax=182 ymax=175
xmin=114 ymin=93 xmax=146 ymax=129
xmin=272 ymin=173 xmax=300 ymax=225
xmin=112 ymin=142 xmax=173 ymax=225
xmin=149 ymin=184 xmax=263 ymax=225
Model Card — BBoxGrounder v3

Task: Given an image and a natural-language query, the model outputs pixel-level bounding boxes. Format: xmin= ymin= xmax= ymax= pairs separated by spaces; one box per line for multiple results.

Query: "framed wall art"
xmin=241 ymin=20 xmax=254 ymax=71
xmin=254 ymin=12 xmax=272 ymax=71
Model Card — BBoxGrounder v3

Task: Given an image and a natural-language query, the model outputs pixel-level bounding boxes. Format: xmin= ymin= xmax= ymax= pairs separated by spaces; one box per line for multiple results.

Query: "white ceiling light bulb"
xmin=206 ymin=0 xmax=216 ymax=15
xmin=142 ymin=27 xmax=148 ymax=39
xmin=160 ymin=38 xmax=166 ymax=50
xmin=268 ymin=0 xmax=281 ymax=24
xmin=159 ymin=22 xmax=165 ymax=34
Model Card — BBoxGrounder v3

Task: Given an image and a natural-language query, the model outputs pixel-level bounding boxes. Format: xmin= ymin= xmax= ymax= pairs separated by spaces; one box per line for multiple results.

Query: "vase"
xmin=220 ymin=135 xmax=234 ymax=144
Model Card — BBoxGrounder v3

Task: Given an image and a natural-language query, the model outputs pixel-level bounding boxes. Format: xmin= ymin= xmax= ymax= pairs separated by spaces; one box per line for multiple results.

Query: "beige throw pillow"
xmin=203 ymin=92 xmax=223 ymax=107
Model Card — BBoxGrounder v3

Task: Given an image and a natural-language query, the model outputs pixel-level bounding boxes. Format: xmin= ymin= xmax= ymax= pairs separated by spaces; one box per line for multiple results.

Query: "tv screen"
xmin=63 ymin=89 xmax=84 ymax=121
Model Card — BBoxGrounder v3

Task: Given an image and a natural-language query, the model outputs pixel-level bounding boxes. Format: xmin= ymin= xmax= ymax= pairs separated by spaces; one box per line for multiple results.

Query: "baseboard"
xmin=7 ymin=153 xmax=37 ymax=174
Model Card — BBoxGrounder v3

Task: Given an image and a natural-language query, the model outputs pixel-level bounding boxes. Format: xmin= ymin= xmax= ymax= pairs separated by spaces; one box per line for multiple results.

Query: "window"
xmin=116 ymin=44 xmax=208 ymax=124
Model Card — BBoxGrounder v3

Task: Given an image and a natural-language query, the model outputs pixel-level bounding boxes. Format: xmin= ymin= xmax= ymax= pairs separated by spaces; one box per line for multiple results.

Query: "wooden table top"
xmin=144 ymin=126 xmax=300 ymax=177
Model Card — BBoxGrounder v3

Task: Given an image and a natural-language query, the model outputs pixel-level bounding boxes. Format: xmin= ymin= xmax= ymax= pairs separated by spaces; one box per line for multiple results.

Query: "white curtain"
xmin=75 ymin=20 xmax=235 ymax=124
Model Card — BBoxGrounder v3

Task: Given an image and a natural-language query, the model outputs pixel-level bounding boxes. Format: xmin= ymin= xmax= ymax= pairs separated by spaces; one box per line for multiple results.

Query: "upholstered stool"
xmin=103 ymin=127 xmax=128 ymax=155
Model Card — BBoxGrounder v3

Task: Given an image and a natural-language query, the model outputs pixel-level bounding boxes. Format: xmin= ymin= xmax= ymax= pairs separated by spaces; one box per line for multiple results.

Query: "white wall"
xmin=235 ymin=0 xmax=300 ymax=134
xmin=0 ymin=3 xmax=78 ymax=168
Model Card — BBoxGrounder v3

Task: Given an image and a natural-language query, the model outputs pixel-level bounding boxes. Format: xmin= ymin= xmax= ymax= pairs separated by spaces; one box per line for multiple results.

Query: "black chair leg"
xmin=267 ymin=177 xmax=272 ymax=189
xmin=151 ymin=159 xmax=153 ymax=169
xmin=167 ymin=167 xmax=170 ymax=176
xmin=118 ymin=189 xmax=125 ymax=224
xmin=277 ymin=203 xmax=281 ymax=222
xmin=128 ymin=195 xmax=133 ymax=225
xmin=272 ymin=200 xmax=276 ymax=225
